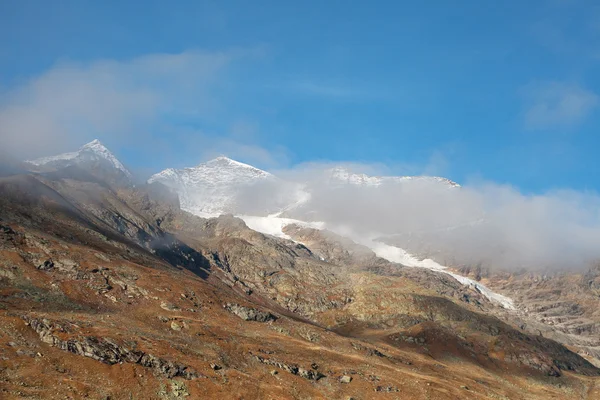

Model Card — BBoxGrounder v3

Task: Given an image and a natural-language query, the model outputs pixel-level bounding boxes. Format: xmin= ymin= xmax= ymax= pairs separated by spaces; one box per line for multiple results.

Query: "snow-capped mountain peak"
xmin=148 ymin=156 xmax=274 ymax=216
xmin=26 ymin=139 xmax=132 ymax=179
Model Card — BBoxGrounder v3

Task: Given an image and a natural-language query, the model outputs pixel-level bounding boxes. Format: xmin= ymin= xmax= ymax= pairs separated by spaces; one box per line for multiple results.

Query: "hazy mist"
xmin=232 ymin=164 xmax=600 ymax=271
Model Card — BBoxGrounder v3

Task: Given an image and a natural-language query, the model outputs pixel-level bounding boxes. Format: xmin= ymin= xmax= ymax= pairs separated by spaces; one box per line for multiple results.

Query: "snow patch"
xmin=368 ymin=241 xmax=515 ymax=310
xmin=239 ymin=215 xmax=325 ymax=240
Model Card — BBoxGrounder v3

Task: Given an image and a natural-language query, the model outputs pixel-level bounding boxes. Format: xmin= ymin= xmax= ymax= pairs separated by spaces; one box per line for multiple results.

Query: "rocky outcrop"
xmin=23 ymin=317 xmax=198 ymax=379
xmin=224 ymin=303 xmax=277 ymax=322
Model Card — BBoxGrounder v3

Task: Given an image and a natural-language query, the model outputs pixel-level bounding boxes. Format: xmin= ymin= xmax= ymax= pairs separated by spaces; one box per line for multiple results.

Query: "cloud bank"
xmin=232 ymin=164 xmax=600 ymax=272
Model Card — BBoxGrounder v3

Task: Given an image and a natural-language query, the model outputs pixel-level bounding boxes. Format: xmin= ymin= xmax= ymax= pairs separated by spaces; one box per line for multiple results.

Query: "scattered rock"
xmin=210 ymin=363 xmax=222 ymax=371
xmin=339 ymin=375 xmax=352 ymax=384
xmin=23 ymin=316 xmax=198 ymax=379
xmin=461 ymin=385 xmax=470 ymax=390
xmin=375 ymin=385 xmax=399 ymax=392
xmin=170 ymin=321 xmax=182 ymax=331
xmin=161 ymin=302 xmax=180 ymax=312
xmin=253 ymin=355 xmax=325 ymax=381
xmin=0 ymin=268 xmax=16 ymax=280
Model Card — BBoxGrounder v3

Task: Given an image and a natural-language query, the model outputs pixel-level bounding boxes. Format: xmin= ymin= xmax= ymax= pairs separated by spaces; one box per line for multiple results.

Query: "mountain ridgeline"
xmin=0 ymin=139 xmax=599 ymax=399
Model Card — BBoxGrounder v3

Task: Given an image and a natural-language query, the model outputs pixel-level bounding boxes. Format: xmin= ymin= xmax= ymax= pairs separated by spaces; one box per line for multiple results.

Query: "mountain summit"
xmin=24 ymin=139 xmax=133 ymax=188
xmin=26 ymin=139 xmax=132 ymax=179
xmin=148 ymin=156 xmax=274 ymax=216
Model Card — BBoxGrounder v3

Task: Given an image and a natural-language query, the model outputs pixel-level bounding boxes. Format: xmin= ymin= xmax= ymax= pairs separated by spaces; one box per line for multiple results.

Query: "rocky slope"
xmin=1 ymin=171 xmax=599 ymax=399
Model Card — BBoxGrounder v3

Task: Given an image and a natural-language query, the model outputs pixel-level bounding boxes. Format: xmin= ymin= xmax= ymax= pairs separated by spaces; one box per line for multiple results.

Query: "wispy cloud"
xmin=521 ymin=81 xmax=598 ymax=129
xmin=0 ymin=49 xmax=257 ymax=160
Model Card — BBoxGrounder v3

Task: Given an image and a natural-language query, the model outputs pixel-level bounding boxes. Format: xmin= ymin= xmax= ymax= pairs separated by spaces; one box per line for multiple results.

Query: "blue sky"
xmin=1 ymin=0 xmax=599 ymax=192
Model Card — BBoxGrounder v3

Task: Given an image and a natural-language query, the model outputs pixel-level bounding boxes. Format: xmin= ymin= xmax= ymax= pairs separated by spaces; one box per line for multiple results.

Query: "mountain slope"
xmin=1 ymin=164 xmax=600 ymax=398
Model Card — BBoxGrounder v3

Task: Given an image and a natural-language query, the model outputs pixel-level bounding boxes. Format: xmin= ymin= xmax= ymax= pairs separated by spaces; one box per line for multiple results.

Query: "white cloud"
xmin=232 ymin=163 xmax=600 ymax=271
xmin=522 ymin=81 xmax=598 ymax=129
xmin=0 ymin=50 xmax=247 ymax=159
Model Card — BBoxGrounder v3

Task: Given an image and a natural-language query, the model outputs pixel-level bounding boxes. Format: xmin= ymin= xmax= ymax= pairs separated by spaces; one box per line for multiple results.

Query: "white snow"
xmin=148 ymin=156 xmax=274 ymax=215
xmin=27 ymin=151 xmax=79 ymax=166
xmin=26 ymin=139 xmax=132 ymax=178
xmin=238 ymin=215 xmax=325 ymax=240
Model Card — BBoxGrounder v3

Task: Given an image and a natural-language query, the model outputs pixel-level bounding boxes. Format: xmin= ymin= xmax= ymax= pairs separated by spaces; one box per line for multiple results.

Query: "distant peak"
xmin=204 ymin=156 xmax=269 ymax=173
xmin=207 ymin=155 xmax=236 ymax=164
xmin=81 ymin=139 xmax=105 ymax=149
xmin=25 ymin=138 xmax=132 ymax=179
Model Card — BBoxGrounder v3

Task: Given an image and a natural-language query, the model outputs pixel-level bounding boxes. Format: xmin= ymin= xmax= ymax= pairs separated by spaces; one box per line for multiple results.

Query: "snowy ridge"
xmin=149 ymin=157 xmax=461 ymax=217
xmin=328 ymin=166 xmax=460 ymax=188
xmin=28 ymin=151 xmax=79 ymax=166
xmin=26 ymin=139 xmax=132 ymax=179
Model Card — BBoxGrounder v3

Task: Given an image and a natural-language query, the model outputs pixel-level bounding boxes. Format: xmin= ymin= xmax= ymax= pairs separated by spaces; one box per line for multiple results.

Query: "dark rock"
xmin=37 ymin=259 xmax=54 ymax=271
